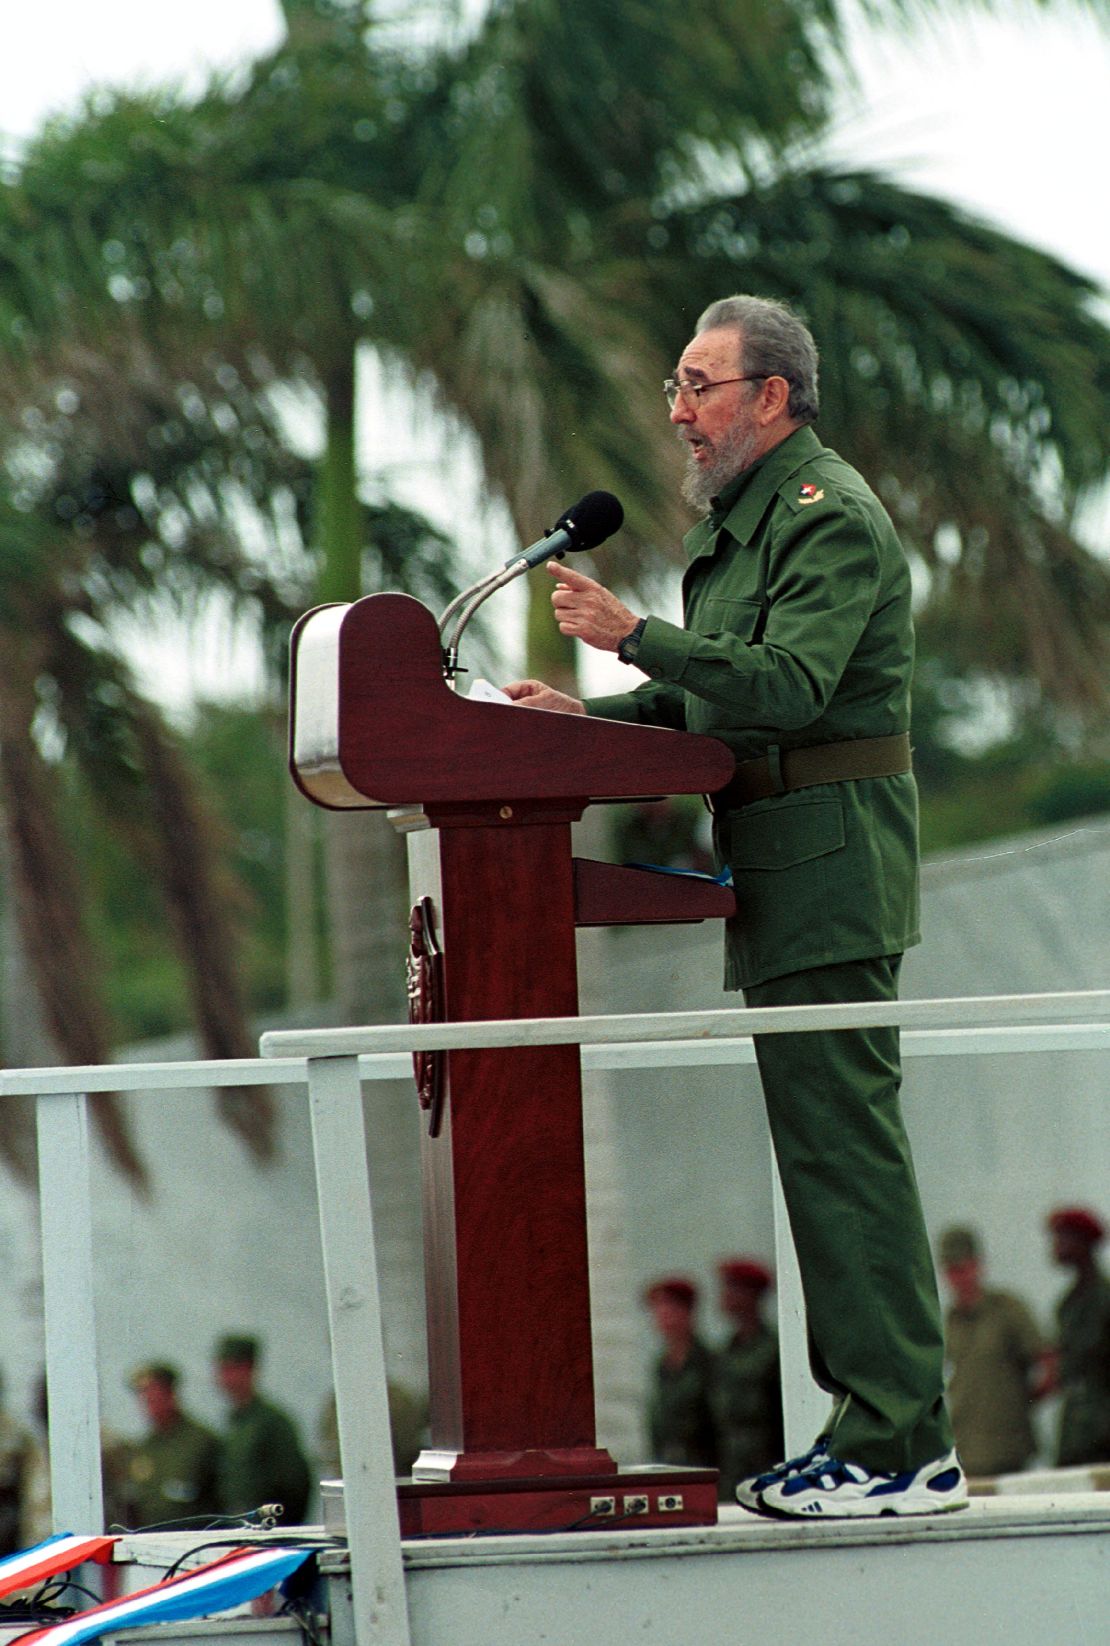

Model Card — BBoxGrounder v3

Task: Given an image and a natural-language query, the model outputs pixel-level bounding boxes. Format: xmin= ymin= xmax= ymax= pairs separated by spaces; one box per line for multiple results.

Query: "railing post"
xmin=770 ymin=1147 xmax=828 ymax=1457
xmin=36 ymin=1091 xmax=104 ymax=1533
xmin=307 ymin=1054 xmax=410 ymax=1646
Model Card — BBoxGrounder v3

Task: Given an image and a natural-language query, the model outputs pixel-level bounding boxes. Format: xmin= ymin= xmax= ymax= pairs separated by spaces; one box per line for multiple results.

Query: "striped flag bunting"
xmin=11 ymin=1545 xmax=313 ymax=1646
xmin=0 ymin=1536 xmax=118 ymax=1599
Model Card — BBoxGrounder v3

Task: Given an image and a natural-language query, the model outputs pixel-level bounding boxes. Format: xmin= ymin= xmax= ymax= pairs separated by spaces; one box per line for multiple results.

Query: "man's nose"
xmin=669 ymin=397 xmax=695 ymax=426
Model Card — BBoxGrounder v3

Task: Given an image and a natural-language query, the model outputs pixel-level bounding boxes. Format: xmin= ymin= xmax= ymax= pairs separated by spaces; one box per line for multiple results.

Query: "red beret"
xmin=718 ymin=1257 xmax=773 ymax=1293
xmin=1048 ymin=1206 xmax=1105 ymax=1245
xmin=644 ymin=1275 xmax=698 ymax=1308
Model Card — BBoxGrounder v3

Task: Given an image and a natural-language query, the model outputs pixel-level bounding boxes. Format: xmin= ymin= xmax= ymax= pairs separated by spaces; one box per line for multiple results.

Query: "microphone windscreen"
xmin=557 ymin=490 xmax=624 ymax=552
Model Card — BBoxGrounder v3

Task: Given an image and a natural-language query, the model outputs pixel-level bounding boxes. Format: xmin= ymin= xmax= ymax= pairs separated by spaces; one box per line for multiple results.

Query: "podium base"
xmin=322 ymin=1467 xmax=719 ymax=1539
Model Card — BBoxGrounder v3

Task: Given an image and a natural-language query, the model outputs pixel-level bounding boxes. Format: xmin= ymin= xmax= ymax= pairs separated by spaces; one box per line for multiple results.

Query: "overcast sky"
xmin=3 ymin=4 xmax=1106 ymax=288
xmin=2 ymin=2 xmax=1107 ymax=700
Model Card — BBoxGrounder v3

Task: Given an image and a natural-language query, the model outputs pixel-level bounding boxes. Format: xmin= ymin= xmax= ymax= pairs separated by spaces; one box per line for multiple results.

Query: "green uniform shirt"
xmin=587 ymin=424 xmax=921 ymax=988
xmin=944 ymin=1289 xmax=1044 ymax=1477
xmin=218 ymin=1394 xmax=312 ymax=1526
xmin=1055 ymin=1268 xmax=1110 ymax=1467
xmin=125 ymin=1412 xmax=221 ymax=1529
xmin=645 ymin=1336 xmax=717 ymax=1470
xmin=711 ymin=1323 xmax=784 ymax=1498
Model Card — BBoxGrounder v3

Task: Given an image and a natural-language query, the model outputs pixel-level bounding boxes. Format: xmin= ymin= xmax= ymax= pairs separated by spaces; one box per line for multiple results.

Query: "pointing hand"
xmin=547 ymin=562 xmax=638 ymax=653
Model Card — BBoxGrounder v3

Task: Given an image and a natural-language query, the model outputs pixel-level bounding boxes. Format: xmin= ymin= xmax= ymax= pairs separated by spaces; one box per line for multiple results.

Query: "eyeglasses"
xmin=663 ymin=373 xmax=771 ymax=410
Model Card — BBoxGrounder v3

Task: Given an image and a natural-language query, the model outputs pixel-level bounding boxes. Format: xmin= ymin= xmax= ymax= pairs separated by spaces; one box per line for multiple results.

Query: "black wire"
xmin=280 ymin=1599 xmax=327 ymax=1646
xmin=158 ymin=1534 xmax=331 ymax=1585
xmin=158 ymin=1539 xmax=279 ymax=1584
xmin=22 ymin=1574 xmax=103 ymax=1619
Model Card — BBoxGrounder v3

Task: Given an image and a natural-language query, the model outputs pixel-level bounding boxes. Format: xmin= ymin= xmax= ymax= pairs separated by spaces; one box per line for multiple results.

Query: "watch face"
xmin=618 ymin=620 xmax=644 ymax=663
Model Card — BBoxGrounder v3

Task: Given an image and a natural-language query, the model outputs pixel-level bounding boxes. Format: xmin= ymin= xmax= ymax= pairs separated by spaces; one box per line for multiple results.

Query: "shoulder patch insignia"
xmin=798 ymin=483 xmax=824 ymax=505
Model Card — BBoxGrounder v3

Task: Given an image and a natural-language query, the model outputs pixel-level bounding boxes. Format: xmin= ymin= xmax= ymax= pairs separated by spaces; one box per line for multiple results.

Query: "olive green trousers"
xmin=744 ymin=955 xmax=953 ymax=1473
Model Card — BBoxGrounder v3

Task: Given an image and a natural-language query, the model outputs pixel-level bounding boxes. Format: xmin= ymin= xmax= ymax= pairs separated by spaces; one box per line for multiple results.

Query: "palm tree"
xmin=0 ymin=362 xmax=307 ymax=1180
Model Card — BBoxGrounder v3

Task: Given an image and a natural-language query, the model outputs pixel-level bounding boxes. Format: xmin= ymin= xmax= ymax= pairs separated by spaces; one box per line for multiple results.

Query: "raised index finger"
xmin=545 ymin=561 xmax=596 ymax=588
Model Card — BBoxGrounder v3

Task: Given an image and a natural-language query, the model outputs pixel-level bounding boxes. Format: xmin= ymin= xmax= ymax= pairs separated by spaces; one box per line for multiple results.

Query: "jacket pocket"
xmin=696 ymin=597 xmax=764 ymax=642
xmin=727 ymin=797 xmax=844 ymax=871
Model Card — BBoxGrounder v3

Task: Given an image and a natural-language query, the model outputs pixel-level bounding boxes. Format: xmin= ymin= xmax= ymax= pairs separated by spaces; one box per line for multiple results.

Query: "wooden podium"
xmin=291 ymin=593 xmax=736 ymax=1535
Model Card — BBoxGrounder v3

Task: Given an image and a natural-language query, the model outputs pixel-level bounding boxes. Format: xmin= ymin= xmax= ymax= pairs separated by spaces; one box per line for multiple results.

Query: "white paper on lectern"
xmin=467 ymin=678 xmax=514 ymax=705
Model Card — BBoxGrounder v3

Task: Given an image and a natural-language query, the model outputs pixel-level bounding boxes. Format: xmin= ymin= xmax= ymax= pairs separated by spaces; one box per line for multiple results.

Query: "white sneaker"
xmin=735 ymin=1441 xmax=829 ymax=1512
xmin=757 ymin=1448 xmax=968 ymax=1519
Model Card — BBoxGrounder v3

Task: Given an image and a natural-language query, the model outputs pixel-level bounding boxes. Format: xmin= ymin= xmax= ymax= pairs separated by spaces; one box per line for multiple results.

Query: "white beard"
xmin=680 ymin=420 xmax=761 ymax=512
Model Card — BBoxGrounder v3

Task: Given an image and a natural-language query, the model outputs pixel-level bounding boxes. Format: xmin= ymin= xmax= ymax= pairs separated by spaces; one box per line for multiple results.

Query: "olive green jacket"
xmin=587 ymin=424 xmax=921 ymax=988
xmin=1055 ymin=1268 xmax=1110 ymax=1466
xmin=645 ymin=1336 xmax=717 ymax=1470
xmin=712 ymin=1324 xmax=784 ymax=1498
xmin=125 ymin=1411 xmax=221 ymax=1529
xmin=218 ymin=1394 xmax=311 ymax=1526
xmin=944 ymin=1289 xmax=1044 ymax=1477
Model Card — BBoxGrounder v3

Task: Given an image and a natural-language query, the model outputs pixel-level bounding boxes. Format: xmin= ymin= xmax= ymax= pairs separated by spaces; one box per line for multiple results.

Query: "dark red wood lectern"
xmin=291 ymin=593 xmax=736 ymax=1535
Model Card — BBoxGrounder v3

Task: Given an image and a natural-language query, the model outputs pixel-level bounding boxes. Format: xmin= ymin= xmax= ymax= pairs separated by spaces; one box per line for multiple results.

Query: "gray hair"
xmin=695 ymin=295 xmax=819 ymax=423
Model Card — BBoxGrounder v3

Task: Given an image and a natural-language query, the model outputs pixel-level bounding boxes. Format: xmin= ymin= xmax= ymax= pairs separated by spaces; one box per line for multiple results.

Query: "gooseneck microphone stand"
xmin=438 ymin=552 xmax=539 ymax=682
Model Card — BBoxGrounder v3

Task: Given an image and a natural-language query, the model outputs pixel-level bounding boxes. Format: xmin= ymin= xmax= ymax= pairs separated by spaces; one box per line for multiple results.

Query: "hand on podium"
xmin=501 ymin=679 xmax=586 ymax=714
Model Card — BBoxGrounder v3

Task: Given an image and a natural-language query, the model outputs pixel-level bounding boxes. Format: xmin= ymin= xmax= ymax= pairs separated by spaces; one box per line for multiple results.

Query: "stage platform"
xmin=315 ymin=1493 xmax=1109 ymax=1646
xmin=47 ymin=1487 xmax=1105 ymax=1646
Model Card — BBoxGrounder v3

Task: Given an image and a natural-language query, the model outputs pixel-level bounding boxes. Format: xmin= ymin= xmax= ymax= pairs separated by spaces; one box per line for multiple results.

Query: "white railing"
xmin=4 ymin=986 xmax=1110 ymax=1646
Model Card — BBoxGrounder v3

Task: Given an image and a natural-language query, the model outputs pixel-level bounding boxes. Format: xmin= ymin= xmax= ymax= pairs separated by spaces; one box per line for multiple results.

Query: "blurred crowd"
xmin=0 ymin=1332 xmax=427 ymax=1553
xmin=0 ymin=1196 xmax=1102 ymax=1551
xmin=644 ymin=1202 xmax=1110 ymax=1494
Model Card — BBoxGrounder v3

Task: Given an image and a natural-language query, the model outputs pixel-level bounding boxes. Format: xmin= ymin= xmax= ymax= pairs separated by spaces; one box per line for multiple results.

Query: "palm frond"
xmin=0 ymin=691 xmax=148 ymax=1188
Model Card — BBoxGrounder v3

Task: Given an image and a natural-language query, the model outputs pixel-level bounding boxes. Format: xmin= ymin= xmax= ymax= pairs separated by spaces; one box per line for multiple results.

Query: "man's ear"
xmin=758 ymin=375 xmax=792 ymax=424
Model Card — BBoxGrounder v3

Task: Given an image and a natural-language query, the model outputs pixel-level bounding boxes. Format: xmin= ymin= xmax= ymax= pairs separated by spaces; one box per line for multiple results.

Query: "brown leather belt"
xmin=710 ymin=732 xmax=912 ymax=811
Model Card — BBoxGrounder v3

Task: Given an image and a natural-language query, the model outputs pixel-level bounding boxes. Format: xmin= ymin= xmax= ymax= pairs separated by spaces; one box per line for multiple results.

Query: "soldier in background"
xmin=316 ymin=1381 xmax=428 ymax=1482
xmin=937 ymin=1226 xmax=1050 ymax=1478
xmin=124 ymin=1363 xmax=221 ymax=1529
xmin=1047 ymin=1206 xmax=1110 ymax=1467
xmin=212 ymin=1334 xmax=311 ymax=1526
xmin=642 ymin=1276 xmax=717 ymax=1472
xmin=0 ymin=1370 xmax=36 ymax=1554
xmin=712 ymin=1258 xmax=783 ymax=1502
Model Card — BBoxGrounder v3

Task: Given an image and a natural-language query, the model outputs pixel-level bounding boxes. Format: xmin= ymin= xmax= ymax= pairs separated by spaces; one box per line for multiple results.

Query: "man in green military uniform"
xmin=642 ymin=1276 xmax=717 ymax=1472
xmin=125 ymin=1363 xmax=221 ymax=1529
xmin=1046 ymin=1206 xmax=1110 ymax=1466
xmin=505 ymin=293 xmax=964 ymax=1519
xmin=937 ymin=1227 xmax=1050 ymax=1478
xmin=712 ymin=1258 xmax=783 ymax=1501
xmin=213 ymin=1334 xmax=311 ymax=1526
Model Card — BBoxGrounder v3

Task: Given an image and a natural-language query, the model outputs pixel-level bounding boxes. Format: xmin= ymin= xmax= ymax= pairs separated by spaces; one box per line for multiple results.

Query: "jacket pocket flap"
xmin=698 ymin=597 xmax=764 ymax=641
xmin=729 ymin=798 xmax=844 ymax=871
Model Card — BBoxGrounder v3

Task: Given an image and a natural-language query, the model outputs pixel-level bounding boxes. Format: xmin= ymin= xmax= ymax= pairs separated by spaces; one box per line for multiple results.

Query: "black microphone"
xmin=508 ymin=490 xmax=624 ymax=570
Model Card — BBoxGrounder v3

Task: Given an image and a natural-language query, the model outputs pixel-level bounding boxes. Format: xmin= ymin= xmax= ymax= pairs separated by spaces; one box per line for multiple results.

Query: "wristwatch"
xmin=616 ymin=617 xmax=647 ymax=665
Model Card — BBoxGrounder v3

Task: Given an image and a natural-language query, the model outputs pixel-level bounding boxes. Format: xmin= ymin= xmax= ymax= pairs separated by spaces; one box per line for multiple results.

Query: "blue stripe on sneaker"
xmin=866 ymin=1471 xmax=914 ymax=1497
